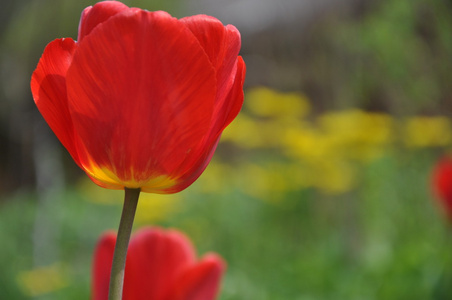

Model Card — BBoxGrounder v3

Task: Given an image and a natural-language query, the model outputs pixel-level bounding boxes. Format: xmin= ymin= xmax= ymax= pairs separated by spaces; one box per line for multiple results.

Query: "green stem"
xmin=108 ymin=188 xmax=141 ymax=300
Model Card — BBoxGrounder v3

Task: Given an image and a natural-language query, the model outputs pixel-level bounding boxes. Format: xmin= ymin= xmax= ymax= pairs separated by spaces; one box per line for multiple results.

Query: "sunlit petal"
xmin=30 ymin=38 xmax=81 ymax=167
xmin=77 ymin=0 xmax=129 ymax=41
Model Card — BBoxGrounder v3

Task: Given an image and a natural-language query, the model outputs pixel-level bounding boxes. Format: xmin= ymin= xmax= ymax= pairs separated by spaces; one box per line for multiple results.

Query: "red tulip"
xmin=30 ymin=1 xmax=245 ymax=193
xmin=92 ymin=227 xmax=226 ymax=300
xmin=432 ymin=156 xmax=452 ymax=220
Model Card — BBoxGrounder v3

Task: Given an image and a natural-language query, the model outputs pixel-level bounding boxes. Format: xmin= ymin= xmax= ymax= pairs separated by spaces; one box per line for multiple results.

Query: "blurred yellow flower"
xmin=310 ymin=159 xmax=356 ymax=194
xmin=402 ymin=116 xmax=452 ymax=148
xmin=236 ymin=163 xmax=293 ymax=202
xmin=284 ymin=110 xmax=394 ymax=163
xmin=221 ymin=114 xmax=266 ymax=148
xmin=222 ymin=87 xmax=311 ymax=150
xmin=284 ymin=123 xmax=335 ymax=160
xmin=17 ymin=263 xmax=67 ymax=297
xmin=134 ymin=193 xmax=181 ymax=225
xmin=318 ymin=109 xmax=394 ymax=162
xmin=220 ymin=87 xmax=452 ymax=197
xmin=230 ymin=160 xmax=356 ymax=197
xmin=245 ymin=86 xmax=310 ymax=119
xmin=222 ymin=114 xmax=303 ymax=149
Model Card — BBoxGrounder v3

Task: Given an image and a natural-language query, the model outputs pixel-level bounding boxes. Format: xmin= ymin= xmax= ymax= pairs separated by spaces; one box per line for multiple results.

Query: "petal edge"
xmin=30 ymin=38 xmax=81 ymax=167
xmin=78 ymin=1 xmax=129 ymax=41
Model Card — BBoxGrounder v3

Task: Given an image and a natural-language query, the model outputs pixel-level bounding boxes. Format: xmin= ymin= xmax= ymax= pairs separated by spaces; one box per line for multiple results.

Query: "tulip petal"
xmin=91 ymin=231 xmax=116 ymax=300
xmin=210 ymin=56 xmax=246 ymax=135
xmin=123 ymin=228 xmax=196 ymax=300
xmin=163 ymin=57 xmax=245 ymax=193
xmin=161 ymin=137 xmax=220 ymax=194
xmin=166 ymin=254 xmax=226 ymax=300
xmin=432 ymin=157 xmax=452 ymax=220
xmin=66 ymin=10 xmax=216 ymax=190
xmin=30 ymin=38 xmax=81 ymax=167
xmin=180 ymin=16 xmax=241 ymax=104
xmin=77 ymin=1 xmax=129 ymax=41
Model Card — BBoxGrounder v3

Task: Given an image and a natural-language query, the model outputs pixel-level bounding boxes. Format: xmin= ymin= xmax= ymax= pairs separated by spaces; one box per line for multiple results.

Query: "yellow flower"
xmin=245 ymin=86 xmax=310 ymax=119
xmin=318 ymin=109 xmax=394 ymax=162
xmin=402 ymin=116 xmax=452 ymax=148
xmin=17 ymin=263 xmax=67 ymax=297
xmin=310 ymin=159 xmax=356 ymax=194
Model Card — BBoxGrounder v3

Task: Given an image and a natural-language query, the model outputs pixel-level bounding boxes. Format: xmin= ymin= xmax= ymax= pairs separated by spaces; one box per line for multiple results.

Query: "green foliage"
xmin=293 ymin=0 xmax=452 ymax=114
xmin=1 ymin=149 xmax=452 ymax=299
xmin=335 ymin=0 xmax=452 ymax=114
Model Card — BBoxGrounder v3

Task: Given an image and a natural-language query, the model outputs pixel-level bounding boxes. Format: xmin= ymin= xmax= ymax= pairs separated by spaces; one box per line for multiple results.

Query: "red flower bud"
xmin=432 ymin=156 xmax=452 ymax=220
xmin=92 ymin=227 xmax=226 ymax=300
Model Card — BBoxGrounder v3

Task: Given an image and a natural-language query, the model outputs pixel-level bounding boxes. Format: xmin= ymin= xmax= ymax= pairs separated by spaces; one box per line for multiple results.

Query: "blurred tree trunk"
xmin=32 ymin=114 xmax=65 ymax=268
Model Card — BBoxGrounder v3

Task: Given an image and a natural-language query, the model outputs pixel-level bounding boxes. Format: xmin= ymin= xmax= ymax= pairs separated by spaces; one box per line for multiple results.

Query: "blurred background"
xmin=2 ymin=0 xmax=452 ymax=299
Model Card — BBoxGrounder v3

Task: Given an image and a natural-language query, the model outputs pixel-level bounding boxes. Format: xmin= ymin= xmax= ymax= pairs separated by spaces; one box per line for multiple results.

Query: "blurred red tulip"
xmin=432 ymin=156 xmax=452 ymax=220
xmin=31 ymin=1 xmax=245 ymax=193
xmin=92 ymin=227 xmax=226 ymax=300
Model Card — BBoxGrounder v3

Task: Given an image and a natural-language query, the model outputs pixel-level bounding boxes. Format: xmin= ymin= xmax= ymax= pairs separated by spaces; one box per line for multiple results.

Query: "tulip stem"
xmin=108 ymin=187 xmax=141 ymax=300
